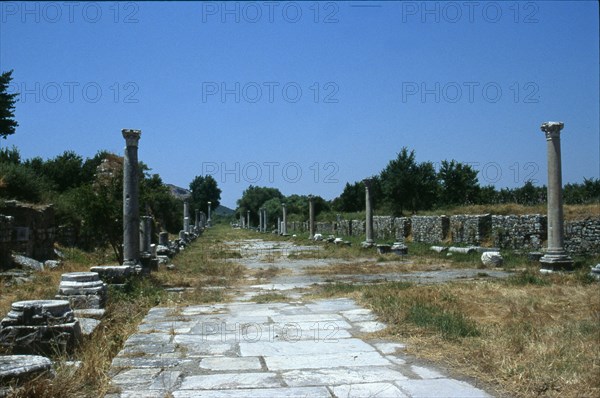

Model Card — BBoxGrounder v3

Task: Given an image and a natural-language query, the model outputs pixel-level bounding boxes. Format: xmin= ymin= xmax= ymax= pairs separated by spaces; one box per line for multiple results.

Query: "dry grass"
xmin=304 ymin=259 xmax=458 ymax=275
xmin=422 ymin=203 xmax=600 ymax=220
xmin=313 ymin=268 xmax=599 ymax=398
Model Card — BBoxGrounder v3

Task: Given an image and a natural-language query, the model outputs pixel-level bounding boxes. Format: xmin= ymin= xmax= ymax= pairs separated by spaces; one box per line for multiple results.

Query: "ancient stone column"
xmin=281 ymin=203 xmax=288 ymax=235
xmin=195 ymin=209 xmax=200 ymax=231
xmin=258 ymin=208 xmax=263 ymax=233
xmin=207 ymin=201 xmax=212 ymax=227
xmin=539 ymin=122 xmax=573 ymax=272
xmin=183 ymin=200 xmax=190 ymax=233
xmin=362 ymin=178 xmax=374 ymax=247
xmin=122 ymin=129 xmax=141 ymax=265
xmin=140 ymin=216 xmax=152 ymax=254
xmin=308 ymin=195 xmax=315 ymax=239
xmin=277 ymin=217 xmax=281 ymax=235
xmin=247 ymin=210 xmax=251 ymax=229
xmin=263 ymin=208 xmax=268 ymax=232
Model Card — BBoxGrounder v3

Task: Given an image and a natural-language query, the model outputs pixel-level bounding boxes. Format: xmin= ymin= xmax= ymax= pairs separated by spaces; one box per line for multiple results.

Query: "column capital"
xmin=540 ymin=121 xmax=564 ymax=140
xmin=122 ymin=129 xmax=141 ymax=147
xmin=282 ymin=203 xmax=286 ymax=208
xmin=363 ymin=178 xmax=373 ymax=189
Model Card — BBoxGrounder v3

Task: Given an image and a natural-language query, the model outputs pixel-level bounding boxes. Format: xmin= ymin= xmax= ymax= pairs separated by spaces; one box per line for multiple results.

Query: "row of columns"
xmin=122 ymin=121 xmax=572 ymax=273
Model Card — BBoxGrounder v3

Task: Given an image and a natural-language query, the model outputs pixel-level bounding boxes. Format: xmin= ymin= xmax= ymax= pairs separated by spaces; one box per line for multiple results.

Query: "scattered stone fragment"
xmin=481 ymin=251 xmax=504 ymax=267
xmin=44 ymin=260 xmax=61 ymax=269
xmin=12 ymin=255 xmax=43 ymax=271
xmin=430 ymin=246 xmax=447 ymax=253
xmin=0 ymin=355 xmax=54 ymax=384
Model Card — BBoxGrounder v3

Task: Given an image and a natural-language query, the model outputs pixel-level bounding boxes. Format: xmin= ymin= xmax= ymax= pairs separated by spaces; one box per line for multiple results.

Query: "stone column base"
xmin=539 ymin=254 xmax=574 ymax=273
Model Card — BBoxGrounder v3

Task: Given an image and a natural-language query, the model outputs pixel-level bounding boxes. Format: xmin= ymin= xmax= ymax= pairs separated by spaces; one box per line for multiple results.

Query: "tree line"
xmin=236 ymin=148 xmax=599 ymax=225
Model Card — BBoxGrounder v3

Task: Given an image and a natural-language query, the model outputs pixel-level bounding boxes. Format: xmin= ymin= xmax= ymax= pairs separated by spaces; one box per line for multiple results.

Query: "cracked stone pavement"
xmin=106 ymin=239 xmax=495 ymax=398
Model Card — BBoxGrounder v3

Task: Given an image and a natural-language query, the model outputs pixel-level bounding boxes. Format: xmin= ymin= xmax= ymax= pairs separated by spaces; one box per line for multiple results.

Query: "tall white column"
xmin=539 ymin=121 xmax=573 ymax=272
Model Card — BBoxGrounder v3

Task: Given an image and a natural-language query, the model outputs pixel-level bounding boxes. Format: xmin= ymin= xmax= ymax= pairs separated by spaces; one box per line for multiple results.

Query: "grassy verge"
xmin=311 ymin=266 xmax=599 ymax=398
xmin=2 ymin=226 xmax=244 ymax=397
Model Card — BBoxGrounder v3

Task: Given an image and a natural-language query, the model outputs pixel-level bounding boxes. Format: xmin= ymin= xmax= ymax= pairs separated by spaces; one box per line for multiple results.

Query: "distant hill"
xmin=214 ymin=205 xmax=235 ymax=216
xmin=166 ymin=184 xmax=191 ymax=200
xmin=166 ymin=183 xmax=235 ymax=216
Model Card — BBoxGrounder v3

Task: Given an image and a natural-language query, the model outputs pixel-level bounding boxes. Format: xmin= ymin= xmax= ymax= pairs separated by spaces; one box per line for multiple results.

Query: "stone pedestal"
xmin=362 ymin=179 xmax=375 ymax=247
xmin=0 ymin=300 xmax=81 ymax=356
xmin=56 ymin=272 xmax=107 ymax=309
xmin=90 ymin=265 xmax=134 ymax=285
xmin=158 ymin=231 xmax=169 ymax=246
xmin=538 ymin=122 xmax=573 ymax=272
xmin=122 ymin=129 xmax=142 ymax=265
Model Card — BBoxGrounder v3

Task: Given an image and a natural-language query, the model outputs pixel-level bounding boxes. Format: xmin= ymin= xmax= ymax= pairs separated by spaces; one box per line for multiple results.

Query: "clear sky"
xmin=1 ymin=1 xmax=598 ymax=208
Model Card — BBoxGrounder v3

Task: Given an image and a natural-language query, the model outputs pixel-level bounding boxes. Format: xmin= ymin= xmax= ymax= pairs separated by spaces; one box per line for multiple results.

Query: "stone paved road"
xmin=106 ymin=239 xmax=496 ymax=398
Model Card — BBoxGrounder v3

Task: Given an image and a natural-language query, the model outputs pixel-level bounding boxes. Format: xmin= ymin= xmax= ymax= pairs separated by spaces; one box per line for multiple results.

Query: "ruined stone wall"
xmin=411 ymin=216 xmax=450 ymax=243
xmin=0 ymin=201 xmax=55 ymax=265
xmin=0 ymin=215 xmax=14 ymax=269
xmin=284 ymin=211 xmax=599 ymax=254
xmin=491 ymin=215 xmax=547 ymax=250
xmin=450 ymin=214 xmax=492 ymax=245
xmin=564 ymin=218 xmax=600 ymax=255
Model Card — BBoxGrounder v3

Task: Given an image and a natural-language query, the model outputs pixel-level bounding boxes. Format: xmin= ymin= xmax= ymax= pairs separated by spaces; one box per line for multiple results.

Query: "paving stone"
xmin=395 ymin=378 xmax=492 ymax=397
xmin=111 ymin=368 xmax=161 ymax=389
xmin=172 ymin=387 xmax=331 ymax=398
xmin=374 ymin=342 xmax=406 ymax=354
xmin=179 ymin=372 xmax=282 ymax=390
xmin=78 ymin=317 xmax=101 ymax=335
xmin=410 ymin=365 xmax=445 ymax=379
xmin=148 ymin=370 xmax=181 ymax=390
xmin=199 ymin=356 xmax=262 ymax=371
xmin=282 ymin=366 xmax=408 ymax=387
xmin=124 ymin=333 xmax=172 ymax=346
xmin=264 ymin=350 xmax=392 ymax=370
xmin=332 ymin=382 xmax=408 ymax=397
xmin=108 ymin=391 xmax=166 ymax=398
xmin=239 ymin=338 xmax=376 ymax=357
xmin=111 ymin=357 xmax=189 ymax=369
xmin=355 ymin=321 xmax=387 ymax=333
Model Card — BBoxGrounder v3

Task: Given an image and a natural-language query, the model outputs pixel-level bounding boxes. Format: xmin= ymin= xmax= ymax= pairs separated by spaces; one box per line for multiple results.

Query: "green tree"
xmin=437 ymin=160 xmax=480 ymax=206
xmin=380 ymin=147 xmax=438 ymax=215
xmin=236 ymin=185 xmax=283 ymax=224
xmin=189 ymin=175 xmax=221 ymax=218
xmin=332 ymin=181 xmax=365 ymax=212
xmin=0 ymin=146 xmax=20 ymax=164
xmin=0 ymin=70 xmax=18 ymax=140
xmin=42 ymin=150 xmax=85 ymax=191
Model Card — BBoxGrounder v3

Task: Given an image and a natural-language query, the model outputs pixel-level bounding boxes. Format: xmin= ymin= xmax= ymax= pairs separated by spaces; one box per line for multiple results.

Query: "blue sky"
xmin=1 ymin=1 xmax=598 ymax=208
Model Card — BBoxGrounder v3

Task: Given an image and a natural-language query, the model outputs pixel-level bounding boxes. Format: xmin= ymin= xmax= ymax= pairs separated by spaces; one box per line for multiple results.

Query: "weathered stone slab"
xmin=239 ymin=338 xmax=375 ymax=357
xmin=78 ymin=317 xmax=101 ymax=336
xmin=374 ymin=342 xmax=406 ymax=354
xmin=264 ymin=350 xmax=391 ymax=370
xmin=148 ymin=370 xmax=181 ymax=390
xmin=282 ymin=366 xmax=408 ymax=387
xmin=90 ymin=265 xmax=134 ymax=284
xmin=410 ymin=365 xmax=445 ymax=379
xmin=111 ymin=368 xmax=161 ymax=389
xmin=0 ymin=355 xmax=54 ymax=383
xmin=199 ymin=356 xmax=262 ymax=371
xmin=395 ymin=378 xmax=492 ymax=397
xmin=74 ymin=308 xmax=105 ymax=320
xmin=179 ymin=372 xmax=282 ymax=390
xmin=173 ymin=387 xmax=331 ymax=398
xmin=332 ymin=382 xmax=408 ymax=397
